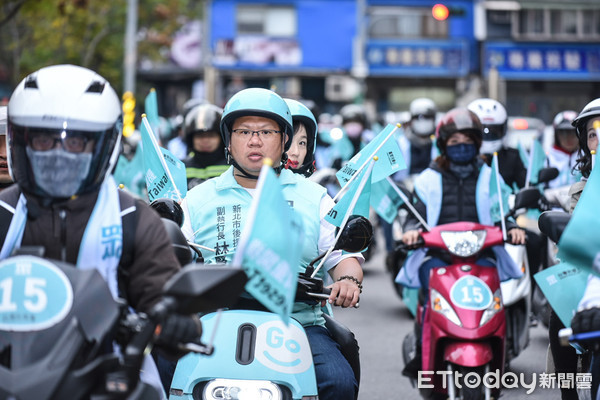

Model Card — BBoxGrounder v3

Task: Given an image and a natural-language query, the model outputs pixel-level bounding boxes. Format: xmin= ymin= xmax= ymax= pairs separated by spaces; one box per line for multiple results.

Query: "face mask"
xmin=26 ymin=147 xmax=92 ymax=198
xmin=411 ymin=119 xmax=435 ymax=136
xmin=344 ymin=122 xmax=364 ymax=139
xmin=480 ymin=140 xmax=503 ymax=155
xmin=445 ymin=143 xmax=477 ymax=164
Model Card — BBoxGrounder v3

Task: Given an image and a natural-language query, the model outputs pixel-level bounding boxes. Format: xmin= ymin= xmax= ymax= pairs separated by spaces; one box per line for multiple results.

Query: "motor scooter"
xmin=401 ymin=188 xmax=541 ymax=400
xmin=0 ymin=249 xmax=247 ymax=400
xmin=167 ymin=216 xmax=373 ymax=400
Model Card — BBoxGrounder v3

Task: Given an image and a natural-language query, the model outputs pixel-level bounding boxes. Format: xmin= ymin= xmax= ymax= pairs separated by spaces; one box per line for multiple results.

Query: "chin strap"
xmin=228 ymin=155 xmax=284 ymax=180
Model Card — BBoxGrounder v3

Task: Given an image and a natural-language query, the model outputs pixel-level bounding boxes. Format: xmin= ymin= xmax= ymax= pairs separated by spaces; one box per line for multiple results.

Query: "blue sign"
xmin=0 ymin=256 xmax=73 ymax=331
xmin=366 ymin=39 xmax=470 ymax=77
xmin=484 ymin=42 xmax=600 ymax=80
xmin=450 ymin=275 xmax=493 ymax=311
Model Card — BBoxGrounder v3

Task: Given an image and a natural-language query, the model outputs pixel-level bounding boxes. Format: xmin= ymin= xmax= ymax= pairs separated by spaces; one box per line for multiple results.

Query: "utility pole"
xmin=124 ymin=0 xmax=138 ymax=94
xmin=203 ymin=0 xmax=218 ymax=104
xmin=352 ymin=0 xmax=368 ymax=103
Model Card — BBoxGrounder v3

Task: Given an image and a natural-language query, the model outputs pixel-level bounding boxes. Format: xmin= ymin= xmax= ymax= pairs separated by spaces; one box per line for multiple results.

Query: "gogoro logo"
xmin=254 ymin=320 xmax=312 ymax=374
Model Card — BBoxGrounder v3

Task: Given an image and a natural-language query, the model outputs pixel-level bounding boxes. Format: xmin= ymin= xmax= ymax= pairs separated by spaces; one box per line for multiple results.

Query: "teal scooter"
xmin=167 ymin=216 xmax=373 ymax=400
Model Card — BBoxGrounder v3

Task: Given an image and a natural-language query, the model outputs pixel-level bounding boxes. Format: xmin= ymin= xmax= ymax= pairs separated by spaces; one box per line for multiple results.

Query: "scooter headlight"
xmin=480 ymin=289 xmax=503 ymax=326
xmin=440 ymin=230 xmax=487 ymax=257
xmin=431 ymin=288 xmax=462 ymax=327
xmin=203 ymin=379 xmax=282 ymax=400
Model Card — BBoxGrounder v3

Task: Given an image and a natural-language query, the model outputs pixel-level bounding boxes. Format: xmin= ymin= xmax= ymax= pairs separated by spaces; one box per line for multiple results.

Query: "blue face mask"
xmin=446 ymin=143 xmax=477 ymax=164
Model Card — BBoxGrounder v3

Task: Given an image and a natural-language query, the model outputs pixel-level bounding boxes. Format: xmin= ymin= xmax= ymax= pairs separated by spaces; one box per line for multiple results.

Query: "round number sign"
xmin=0 ymin=256 xmax=73 ymax=331
xmin=449 ymin=275 xmax=493 ymax=311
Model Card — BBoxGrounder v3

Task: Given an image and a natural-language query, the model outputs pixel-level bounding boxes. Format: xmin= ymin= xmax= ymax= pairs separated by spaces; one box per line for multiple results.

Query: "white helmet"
xmin=409 ymin=98 xmax=437 ymax=137
xmin=467 ymin=98 xmax=507 ymax=154
xmin=7 ymin=64 xmax=122 ymax=199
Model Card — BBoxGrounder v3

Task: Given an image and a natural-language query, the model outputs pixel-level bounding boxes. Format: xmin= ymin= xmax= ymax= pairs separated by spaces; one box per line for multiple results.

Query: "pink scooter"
xmin=403 ymin=221 xmax=507 ymax=400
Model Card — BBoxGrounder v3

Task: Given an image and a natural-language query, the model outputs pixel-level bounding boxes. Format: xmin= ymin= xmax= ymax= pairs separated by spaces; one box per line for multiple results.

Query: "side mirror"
xmin=162 ymin=266 xmax=247 ymax=314
xmin=538 ymin=211 xmax=572 ymax=243
xmin=513 ymin=187 xmax=541 ymax=211
xmin=537 ymin=168 xmax=559 ymax=185
xmin=335 ymin=215 xmax=374 ymax=253
xmin=161 ymin=218 xmax=193 ymax=266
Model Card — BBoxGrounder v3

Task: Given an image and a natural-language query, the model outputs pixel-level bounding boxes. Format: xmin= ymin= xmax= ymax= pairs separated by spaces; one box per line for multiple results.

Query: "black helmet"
xmin=184 ymin=103 xmax=223 ymax=150
xmin=149 ymin=198 xmax=184 ymax=227
xmin=340 ymin=104 xmax=368 ymax=128
xmin=436 ymin=107 xmax=483 ymax=153
xmin=552 ymin=110 xmax=578 ymax=144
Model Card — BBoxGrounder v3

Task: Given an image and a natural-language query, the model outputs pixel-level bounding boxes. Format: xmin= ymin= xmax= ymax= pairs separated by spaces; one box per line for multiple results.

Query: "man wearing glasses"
xmin=180 ymin=88 xmax=363 ymax=400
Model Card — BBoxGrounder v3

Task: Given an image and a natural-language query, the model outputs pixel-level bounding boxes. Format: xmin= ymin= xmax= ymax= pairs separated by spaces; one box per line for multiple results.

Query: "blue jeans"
xmin=305 ymin=325 xmax=358 ymax=400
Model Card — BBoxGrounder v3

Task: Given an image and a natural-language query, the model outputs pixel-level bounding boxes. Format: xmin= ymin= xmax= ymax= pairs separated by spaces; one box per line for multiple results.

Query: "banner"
xmin=325 ymin=159 xmax=373 ymax=228
xmin=141 ymin=116 xmax=187 ymax=202
xmin=112 ymin=146 xmax=146 ymax=198
xmin=145 ymin=88 xmax=161 ymax=143
xmin=534 ymin=263 xmax=588 ymax=327
xmin=370 ymin=178 xmax=404 ymax=224
xmin=489 ymin=153 xmax=511 ymax=233
xmin=336 ymin=124 xmax=405 ymax=185
xmin=557 ymin=161 xmax=600 ymax=273
xmin=232 ymin=163 xmax=304 ymax=323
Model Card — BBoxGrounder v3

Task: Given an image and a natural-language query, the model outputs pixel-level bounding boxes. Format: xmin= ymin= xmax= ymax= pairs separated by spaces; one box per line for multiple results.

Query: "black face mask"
xmin=446 ymin=143 xmax=477 ymax=164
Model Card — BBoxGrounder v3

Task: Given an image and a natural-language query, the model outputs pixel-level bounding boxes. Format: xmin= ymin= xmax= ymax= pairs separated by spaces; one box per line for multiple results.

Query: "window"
xmin=368 ymin=7 xmax=448 ymax=39
xmin=236 ymin=5 xmax=296 ymax=37
xmin=513 ymin=7 xmax=600 ymax=40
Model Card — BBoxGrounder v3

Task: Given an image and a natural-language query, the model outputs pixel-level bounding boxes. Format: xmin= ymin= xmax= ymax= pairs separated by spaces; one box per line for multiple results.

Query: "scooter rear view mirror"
xmin=512 ymin=187 xmax=541 ymax=211
xmin=334 ymin=215 xmax=374 ymax=253
xmin=162 ymin=266 xmax=248 ymax=315
xmin=537 ymin=167 xmax=559 ymax=185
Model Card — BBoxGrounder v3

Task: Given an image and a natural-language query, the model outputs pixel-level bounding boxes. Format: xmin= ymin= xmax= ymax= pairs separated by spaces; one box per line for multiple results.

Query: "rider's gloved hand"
xmin=158 ymin=314 xmax=202 ymax=345
xmin=571 ymin=308 xmax=600 ymax=351
xmin=537 ymin=195 xmax=551 ymax=212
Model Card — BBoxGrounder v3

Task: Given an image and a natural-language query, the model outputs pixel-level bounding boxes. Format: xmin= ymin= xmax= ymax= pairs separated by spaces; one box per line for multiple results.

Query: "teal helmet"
xmin=220 ymin=88 xmax=293 ymax=161
xmin=284 ymin=98 xmax=318 ymax=176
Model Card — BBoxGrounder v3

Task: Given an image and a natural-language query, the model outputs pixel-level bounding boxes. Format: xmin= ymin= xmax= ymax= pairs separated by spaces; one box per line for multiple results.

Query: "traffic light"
xmin=431 ymin=4 xmax=465 ymax=21
xmin=432 ymin=4 xmax=449 ymax=21
xmin=122 ymin=91 xmax=136 ymax=137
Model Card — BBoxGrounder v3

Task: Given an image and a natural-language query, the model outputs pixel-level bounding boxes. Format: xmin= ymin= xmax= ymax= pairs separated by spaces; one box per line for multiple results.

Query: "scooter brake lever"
xmin=179 ymin=340 xmax=214 ymax=356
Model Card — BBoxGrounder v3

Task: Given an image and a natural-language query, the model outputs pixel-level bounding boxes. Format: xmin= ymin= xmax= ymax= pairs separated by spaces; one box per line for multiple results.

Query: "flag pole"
xmin=493 ymin=152 xmax=507 ymax=241
xmin=332 ymin=123 xmax=401 ymax=203
xmin=141 ymin=115 xmax=183 ymax=202
xmin=311 ymin=157 xmax=376 ymax=278
xmin=385 ymin=176 xmax=430 ymax=232
xmin=232 ymin=159 xmax=272 ymax=266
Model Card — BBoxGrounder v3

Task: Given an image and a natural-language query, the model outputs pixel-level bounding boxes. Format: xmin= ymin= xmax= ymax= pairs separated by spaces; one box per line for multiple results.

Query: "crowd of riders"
xmin=3 ymin=61 xmax=600 ymax=399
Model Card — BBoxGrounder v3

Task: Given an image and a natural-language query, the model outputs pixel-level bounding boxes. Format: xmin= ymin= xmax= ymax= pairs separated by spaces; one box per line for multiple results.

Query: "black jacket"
xmin=404 ymin=159 xmax=517 ymax=232
xmin=0 ymin=185 xmax=181 ymax=314
xmin=482 ymin=147 xmax=527 ymax=190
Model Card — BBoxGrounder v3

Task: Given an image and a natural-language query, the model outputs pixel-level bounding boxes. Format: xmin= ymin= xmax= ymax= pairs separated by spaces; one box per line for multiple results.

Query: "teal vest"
xmin=185 ymin=167 xmax=328 ymax=326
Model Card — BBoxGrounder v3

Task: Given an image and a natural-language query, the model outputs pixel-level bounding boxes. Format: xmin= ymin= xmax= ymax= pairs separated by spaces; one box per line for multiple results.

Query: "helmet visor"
xmin=482 ymin=124 xmax=505 ymax=141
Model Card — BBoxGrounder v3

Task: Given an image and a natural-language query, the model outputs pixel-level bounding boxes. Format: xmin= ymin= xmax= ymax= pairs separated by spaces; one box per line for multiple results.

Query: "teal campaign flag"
xmin=557 ymin=161 xmax=600 ymax=273
xmin=370 ymin=178 xmax=404 ymax=224
xmin=141 ymin=116 xmax=187 ymax=202
xmin=534 ymin=262 xmax=588 ymax=327
xmin=526 ymin=140 xmax=547 ymax=186
xmin=336 ymin=124 xmax=406 ymax=185
xmin=489 ymin=153 xmax=511 ymax=225
xmin=112 ymin=146 xmax=146 ymax=198
xmin=145 ymin=88 xmax=161 ymax=143
xmin=232 ymin=164 xmax=303 ymax=323
xmin=325 ymin=159 xmax=373 ymax=228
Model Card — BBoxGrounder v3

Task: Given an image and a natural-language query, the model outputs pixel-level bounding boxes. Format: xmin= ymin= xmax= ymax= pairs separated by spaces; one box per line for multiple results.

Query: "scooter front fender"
xmin=443 ymin=341 xmax=493 ymax=367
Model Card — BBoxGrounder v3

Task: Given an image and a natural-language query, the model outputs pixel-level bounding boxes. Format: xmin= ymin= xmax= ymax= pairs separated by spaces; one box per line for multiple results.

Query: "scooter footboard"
xmin=443 ymin=341 xmax=493 ymax=367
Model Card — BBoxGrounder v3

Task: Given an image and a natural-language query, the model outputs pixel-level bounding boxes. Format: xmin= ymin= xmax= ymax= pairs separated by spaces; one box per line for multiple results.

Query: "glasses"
xmin=30 ymin=133 xmax=90 ymax=153
xmin=232 ymin=129 xmax=282 ymax=139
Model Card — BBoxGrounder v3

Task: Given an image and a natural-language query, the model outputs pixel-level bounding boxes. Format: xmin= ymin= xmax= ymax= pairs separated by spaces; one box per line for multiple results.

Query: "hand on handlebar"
xmin=402 ymin=229 xmax=423 ymax=247
xmin=323 ymin=279 xmax=361 ymax=308
xmin=507 ymin=228 xmax=526 ymax=245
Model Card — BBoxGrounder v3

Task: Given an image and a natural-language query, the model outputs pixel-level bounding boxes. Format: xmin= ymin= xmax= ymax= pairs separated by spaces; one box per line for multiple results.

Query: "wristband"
xmin=337 ymin=275 xmax=363 ymax=293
